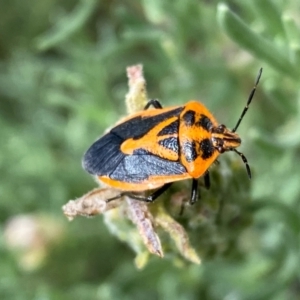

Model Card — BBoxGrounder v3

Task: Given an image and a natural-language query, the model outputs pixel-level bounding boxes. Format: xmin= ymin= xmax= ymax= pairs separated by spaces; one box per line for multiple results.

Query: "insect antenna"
xmin=232 ymin=148 xmax=251 ymax=179
xmin=232 ymin=68 xmax=263 ymax=133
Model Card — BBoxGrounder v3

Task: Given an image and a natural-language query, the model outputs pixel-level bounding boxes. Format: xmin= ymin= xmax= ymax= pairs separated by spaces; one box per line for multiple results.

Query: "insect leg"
xmin=106 ymin=183 xmax=172 ymax=203
xmin=186 ymin=174 xmax=209 ymax=208
xmin=144 ymin=99 xmax=163 ymax=110
xmin=180 ymin=178 xmax=202 ymax=214
xmin=204 ymin=172 xmax=210 ymax=189
xmin=189 ymin=178 xmax=199 ymax=205
xmin=130 ymin=183 xmax=172 ymax=202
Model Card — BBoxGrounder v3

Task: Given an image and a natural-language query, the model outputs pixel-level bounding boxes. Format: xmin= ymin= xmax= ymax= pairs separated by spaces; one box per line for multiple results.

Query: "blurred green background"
xmin=1 ymin=0 xmax=300 ymax=299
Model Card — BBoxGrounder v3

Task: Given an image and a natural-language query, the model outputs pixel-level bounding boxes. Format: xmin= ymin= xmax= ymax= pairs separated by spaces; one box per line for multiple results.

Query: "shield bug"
xmin=83 ymin=68 xmax=262 ymax=204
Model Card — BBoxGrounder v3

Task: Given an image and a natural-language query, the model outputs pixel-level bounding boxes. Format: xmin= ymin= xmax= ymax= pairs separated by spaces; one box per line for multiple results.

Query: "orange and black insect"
xmin=83 ymin=68 xmax=262 ymax=204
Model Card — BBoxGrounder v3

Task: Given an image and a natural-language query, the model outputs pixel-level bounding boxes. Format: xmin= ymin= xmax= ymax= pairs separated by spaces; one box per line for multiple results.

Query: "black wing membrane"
xmin=82 ymin=133 xmax=125 ymax=175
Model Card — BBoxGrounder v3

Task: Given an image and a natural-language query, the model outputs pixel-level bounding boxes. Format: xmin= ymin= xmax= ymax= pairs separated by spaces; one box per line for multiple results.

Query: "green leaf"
xmin=250 ymin=0 xmax=285 ymax=38
xmin=217 ymin=3 xmax=299 ymax=79
xmin=35 ymin=0 xmax=98 ymax=51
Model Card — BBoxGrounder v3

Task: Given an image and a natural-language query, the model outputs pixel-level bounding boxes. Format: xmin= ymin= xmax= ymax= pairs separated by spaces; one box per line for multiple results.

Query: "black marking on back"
xmin=182 ymin=110 xmax=195 ymax=127
xmin=182 ymin=141 xmax=198 ymax=162
xmin=132 ymin=148 xmax=152 ymax=155
xmin=111 ymin=107 xmax=184 ymax=141
xmin=157 ymin=119 xmax=179 ymax=136
xmin=195 ymin=114 xmax=213 ymax=131
xmin=158 ymin=137 xmax=179 ymax=155
xmin=199 ymin=138 xmax=214 ymax=160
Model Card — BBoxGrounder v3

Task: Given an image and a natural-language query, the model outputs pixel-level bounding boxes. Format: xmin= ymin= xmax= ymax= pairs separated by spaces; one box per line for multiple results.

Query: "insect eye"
xmin=215 ymin=124 xmax=226 ymax=133
xmin=218 ymin=147 xmax=225 ymax=153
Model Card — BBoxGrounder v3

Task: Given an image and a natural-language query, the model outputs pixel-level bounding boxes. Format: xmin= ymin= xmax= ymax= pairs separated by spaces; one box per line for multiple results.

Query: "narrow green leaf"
xmin=250 ymin=0 xmax=285 ymax=38
xmin=282 ymin=14 xmax=300 ymax=46
xmin=35 ymin=0 xmax=98 ymax=51
xmin=217 ymin=3 xmax=299 ymax=79
xmin=289 ymin=45 xmax=300 ymax=68
xmin=282 ymin=15 xmax=300 ymax=65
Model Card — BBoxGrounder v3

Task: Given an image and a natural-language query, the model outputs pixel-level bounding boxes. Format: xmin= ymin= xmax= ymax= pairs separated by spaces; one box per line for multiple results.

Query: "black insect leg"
xmin=186 ymin=172 xmax=209 ymax=212
xmin=180 ymin=174 xmax=210 ymax=214
xmin=179 ymin=178 xmax=201 ymax=215
xmin=204 ymin=172 xmax=210 ymax=189
xmin=180 ymin=179 xmax=199 ymax=215
xmin=188 ymin=173 xmax=210 ymax=205
xmin=106 ymin=183 xmax=172 ymax=203
xmin=189 ymin=178 xmax=199 ymax=205
xmin=144 ymin=99 xmax=163 ymax=110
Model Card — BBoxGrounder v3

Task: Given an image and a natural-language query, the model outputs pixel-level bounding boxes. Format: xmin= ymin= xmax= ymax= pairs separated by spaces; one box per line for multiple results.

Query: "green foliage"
xmin=1 ymin=0 xmax=300 ymax=299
